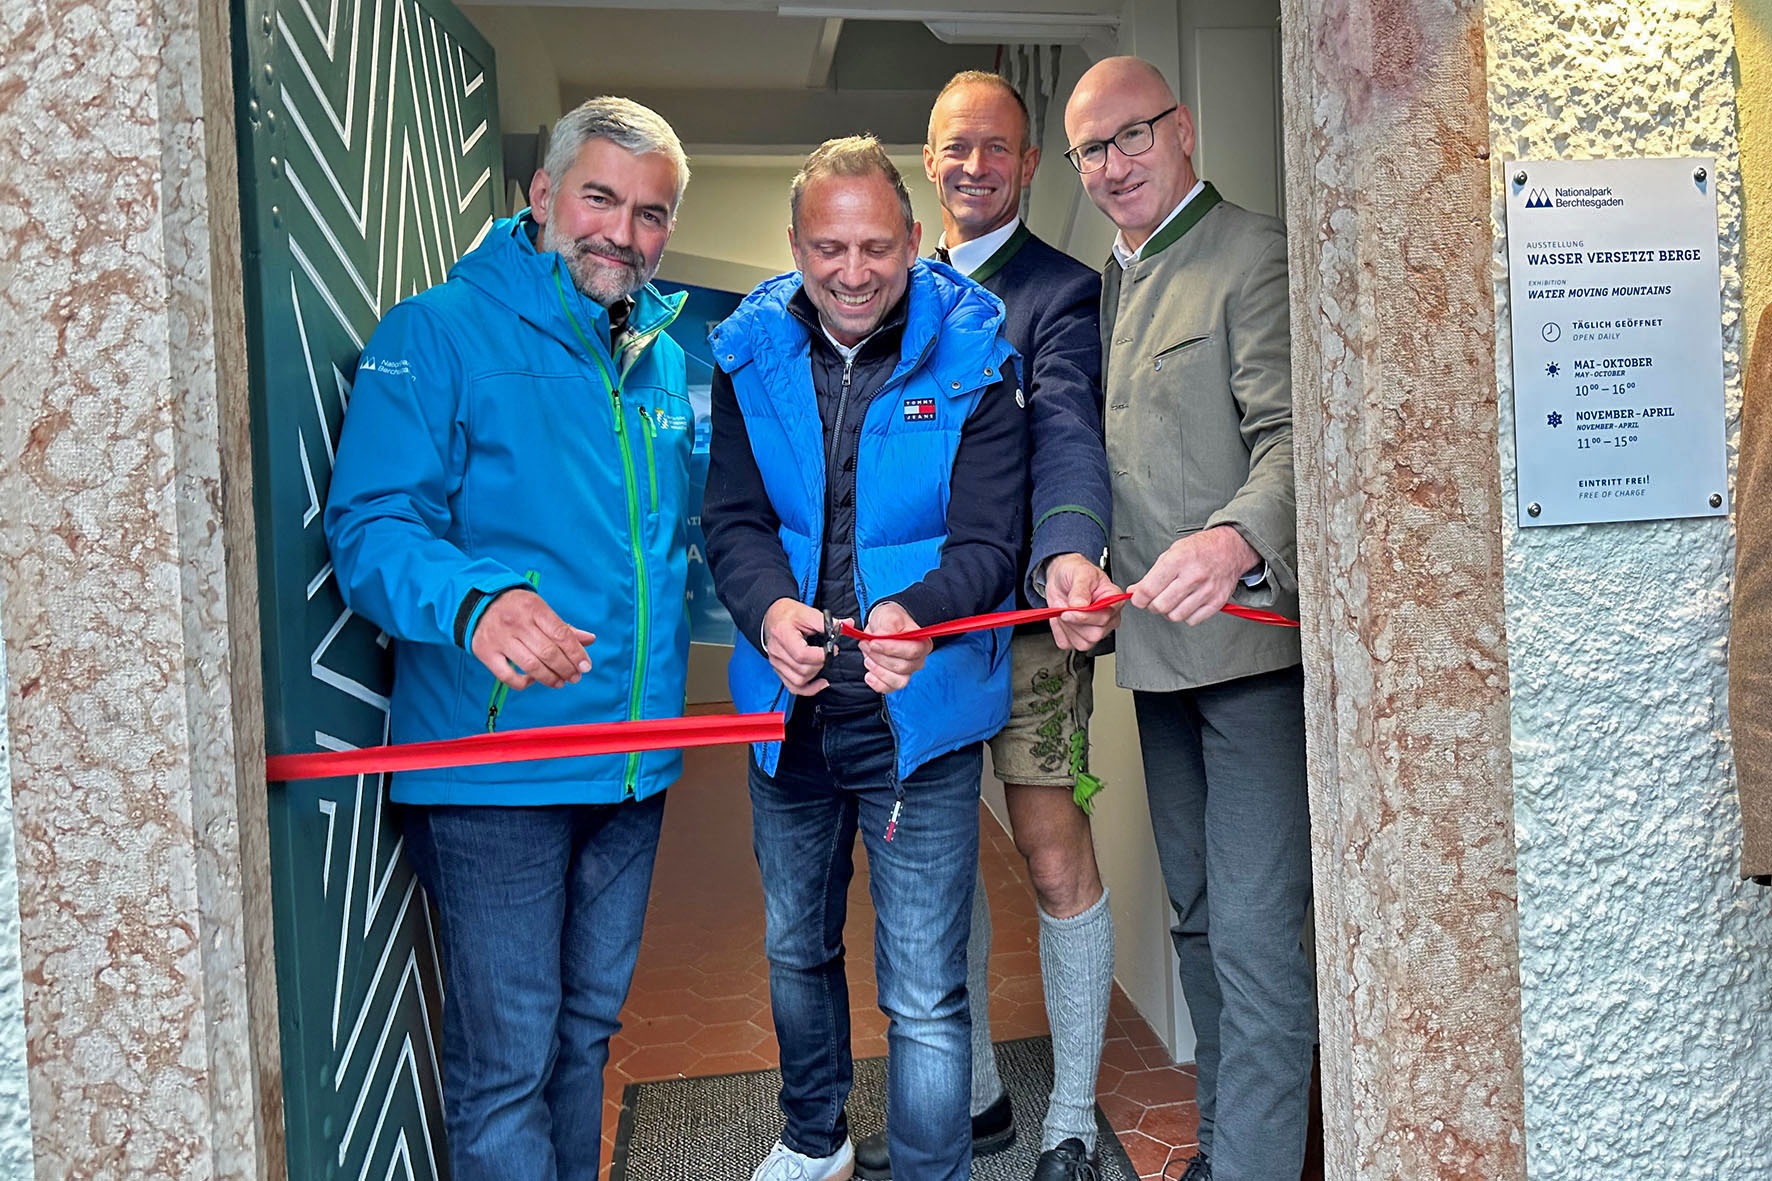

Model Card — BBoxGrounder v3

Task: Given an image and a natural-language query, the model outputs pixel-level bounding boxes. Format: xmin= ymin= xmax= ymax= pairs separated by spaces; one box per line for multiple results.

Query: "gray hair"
xmin=544 ymin=96 xmax=691 ymax=207
xmin=790 ymin=134 xmax=915 ymax=236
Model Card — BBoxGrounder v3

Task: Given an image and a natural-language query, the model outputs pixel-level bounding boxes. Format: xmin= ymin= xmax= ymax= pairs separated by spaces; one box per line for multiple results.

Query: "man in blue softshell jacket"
xmin=324 ymin=96 xmax=692 ymax=1181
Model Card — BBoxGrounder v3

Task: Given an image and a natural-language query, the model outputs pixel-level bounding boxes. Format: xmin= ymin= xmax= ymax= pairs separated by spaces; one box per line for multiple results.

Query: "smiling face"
xmin=788 ymin=170 xmax=922 ymax=347
xmin=1064 ymin=57 xmax=1198 ymax=251
xmin=529 ymin=136 xmax=678 ymax=307
xmin=923 ymin=81 xmax=1039 ymax=246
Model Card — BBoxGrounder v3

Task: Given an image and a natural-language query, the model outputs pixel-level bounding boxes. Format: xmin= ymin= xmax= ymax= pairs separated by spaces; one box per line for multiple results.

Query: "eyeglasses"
xmin=1065 ymin=106 xmax=1179 ymax=174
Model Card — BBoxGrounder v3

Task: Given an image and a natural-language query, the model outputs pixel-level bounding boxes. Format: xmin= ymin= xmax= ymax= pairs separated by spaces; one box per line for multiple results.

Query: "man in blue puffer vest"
xmin=853 ymin=70 xmax=1121 ymax=1181
xmin=324 ymin=97 xmax=693 ymax=1181
xmin=703 ymin=135 xmax=1029 ymax=1181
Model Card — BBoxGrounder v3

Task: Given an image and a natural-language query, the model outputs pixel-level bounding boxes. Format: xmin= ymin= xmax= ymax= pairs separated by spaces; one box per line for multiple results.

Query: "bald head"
xmin=1064 ymin=55 xmax=1198 ymax=249
xmin=1068 ymin=56 xmax=1176 ymax=121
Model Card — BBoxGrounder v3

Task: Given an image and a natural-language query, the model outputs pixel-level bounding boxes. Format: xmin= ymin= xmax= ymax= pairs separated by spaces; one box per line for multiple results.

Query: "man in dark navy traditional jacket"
xmin=853 ymin=70 xmax=1120 ymax=1181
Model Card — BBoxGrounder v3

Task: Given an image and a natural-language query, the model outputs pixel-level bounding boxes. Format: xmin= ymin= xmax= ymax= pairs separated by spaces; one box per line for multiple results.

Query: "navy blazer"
xmin=968 ymin=226 xmax=1111 ymax=610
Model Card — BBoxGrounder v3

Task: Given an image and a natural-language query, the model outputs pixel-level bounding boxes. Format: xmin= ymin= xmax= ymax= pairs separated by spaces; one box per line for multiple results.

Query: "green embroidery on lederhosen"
xmin=1026 ymin=665 xmax=1068 ymax=771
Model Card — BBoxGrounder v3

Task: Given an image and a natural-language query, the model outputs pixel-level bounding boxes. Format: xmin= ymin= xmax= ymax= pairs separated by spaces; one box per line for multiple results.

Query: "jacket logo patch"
xmin=652 ymin=407 xmax=691 ymax=431
xmin=902 ymin=396 xmax=937 ymax=422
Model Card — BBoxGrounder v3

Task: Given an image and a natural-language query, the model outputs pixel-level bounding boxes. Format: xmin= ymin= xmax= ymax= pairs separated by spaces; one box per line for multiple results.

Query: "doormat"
xmin=609 ymin=1035 xmax=1139 ymax=1180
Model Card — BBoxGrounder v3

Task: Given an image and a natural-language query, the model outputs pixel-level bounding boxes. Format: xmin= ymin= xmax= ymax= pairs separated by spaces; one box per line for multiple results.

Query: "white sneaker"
xmin=749 ymin=1138 xmax=856 ymax=1181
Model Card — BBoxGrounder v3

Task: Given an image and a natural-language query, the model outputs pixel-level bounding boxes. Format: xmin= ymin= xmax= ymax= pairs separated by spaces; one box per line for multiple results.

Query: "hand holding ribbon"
xmin=1130 ymin=525 xmax=1262 ymax=625
xmin=857 ymin=602 xmax=933 ymax=693
xmin=1045 ymin=552 xmax=1125 ymax=651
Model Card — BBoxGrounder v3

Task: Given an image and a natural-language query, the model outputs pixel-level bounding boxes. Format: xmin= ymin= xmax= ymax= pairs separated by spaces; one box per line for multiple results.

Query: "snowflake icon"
xmin=1547 ymin=411 xmax=1563 ymax=427
xmin=1545 ymin=362 xmax=1560 ymax=377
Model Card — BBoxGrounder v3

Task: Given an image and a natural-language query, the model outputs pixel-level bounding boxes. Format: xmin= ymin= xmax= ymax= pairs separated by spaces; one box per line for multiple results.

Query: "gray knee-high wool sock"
xmin=1039 ymin=888 xmax=1114 ymax=1151
xmin=968 ymin=866 xmax=1005 ymax=1116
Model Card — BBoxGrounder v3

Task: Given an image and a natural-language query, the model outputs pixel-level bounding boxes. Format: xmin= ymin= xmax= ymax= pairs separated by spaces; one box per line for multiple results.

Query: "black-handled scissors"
xmin=819 ymin=609 xmax=841 ymax=661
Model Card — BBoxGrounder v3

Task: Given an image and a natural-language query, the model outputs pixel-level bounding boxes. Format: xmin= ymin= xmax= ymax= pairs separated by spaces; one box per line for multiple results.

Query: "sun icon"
xmin=1545 ymin=362 xmax=1560 ymax=377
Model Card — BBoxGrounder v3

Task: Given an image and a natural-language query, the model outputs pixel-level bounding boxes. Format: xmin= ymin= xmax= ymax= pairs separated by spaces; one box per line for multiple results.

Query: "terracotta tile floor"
xmin=598 ymin=732 xmax=1216 ymax=1180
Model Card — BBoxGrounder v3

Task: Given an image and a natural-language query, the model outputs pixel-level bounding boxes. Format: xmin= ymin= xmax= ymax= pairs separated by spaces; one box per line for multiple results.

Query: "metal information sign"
xmin=1504 ymin=156 xmax=1728 ymax=527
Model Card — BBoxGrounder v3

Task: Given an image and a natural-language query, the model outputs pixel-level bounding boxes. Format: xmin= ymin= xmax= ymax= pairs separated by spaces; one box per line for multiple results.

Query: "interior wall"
xmin=462 ymin=6 xmax=561 ymax=142
xmin=1487 ymin=3 xmax=1772 ymax=1176
xmin=664 ymin=154 xmax=949 ymax=280
xmin=1026 ymin=44 xmax=1118 ymax=267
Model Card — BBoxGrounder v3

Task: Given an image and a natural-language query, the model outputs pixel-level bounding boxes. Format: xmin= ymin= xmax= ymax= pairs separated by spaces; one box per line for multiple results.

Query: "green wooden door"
xmin=231 ymin=0 xmax=503 ymax=1174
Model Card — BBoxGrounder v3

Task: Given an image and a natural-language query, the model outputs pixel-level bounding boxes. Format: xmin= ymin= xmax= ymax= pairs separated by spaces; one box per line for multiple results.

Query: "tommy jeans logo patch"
xmin=902 ymin=396 xmax=936 ymax=422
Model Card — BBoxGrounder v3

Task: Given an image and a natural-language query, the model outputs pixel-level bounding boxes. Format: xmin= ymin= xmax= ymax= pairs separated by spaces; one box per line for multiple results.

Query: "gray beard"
xmin=539 ymin=218 xmax=653 ymax=307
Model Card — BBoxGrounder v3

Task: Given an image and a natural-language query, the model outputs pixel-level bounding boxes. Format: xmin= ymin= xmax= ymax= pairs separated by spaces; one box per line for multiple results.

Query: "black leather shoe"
xmin=851 ymin=1092 xmax=1017 ymax=1178
xmin=1175 ymin=1151 xmax=1212 ymax=1180
xmin=1032 ymin=1137 xmax=1099 ymax=1180
xmin=972 ymin=1091 xmax=1016 ymax=1153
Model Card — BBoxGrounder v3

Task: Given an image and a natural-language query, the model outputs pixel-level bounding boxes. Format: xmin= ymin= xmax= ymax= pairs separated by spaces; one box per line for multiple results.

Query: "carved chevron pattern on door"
xmin=233 ymin=0 xmax=502 ymax=1174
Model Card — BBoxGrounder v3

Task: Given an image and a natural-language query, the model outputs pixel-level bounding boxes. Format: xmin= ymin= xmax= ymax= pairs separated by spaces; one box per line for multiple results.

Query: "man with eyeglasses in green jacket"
xmin=1063 ymin=57 xmax=1311 ymax=1181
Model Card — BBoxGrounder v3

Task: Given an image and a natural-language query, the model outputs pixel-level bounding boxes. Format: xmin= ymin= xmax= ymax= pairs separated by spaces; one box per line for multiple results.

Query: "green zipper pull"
xmin=640 ymin=409 xmax=658 ymax=513
xmin=484 ymin=570 xmax=542 ymax=732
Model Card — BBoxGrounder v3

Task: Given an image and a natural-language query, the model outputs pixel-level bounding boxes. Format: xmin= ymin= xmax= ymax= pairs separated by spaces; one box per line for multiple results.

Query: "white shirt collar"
xmin=820 ymin=323 xmax=865 ymax=363
xmin=939 ymin=217 xmax=1022 ymax=277
xmin=1112 ymin=179 xmax=1206 ymax=269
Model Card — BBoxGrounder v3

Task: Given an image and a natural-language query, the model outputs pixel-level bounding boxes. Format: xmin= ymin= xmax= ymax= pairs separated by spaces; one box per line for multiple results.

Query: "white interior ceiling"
xmin=508 ymin=9 xmax=835 ymax=91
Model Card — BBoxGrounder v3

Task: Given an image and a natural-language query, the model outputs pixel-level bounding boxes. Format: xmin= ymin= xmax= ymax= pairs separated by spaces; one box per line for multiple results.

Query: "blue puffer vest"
xmin=711 ymin=261 xmax=1017 ymax=780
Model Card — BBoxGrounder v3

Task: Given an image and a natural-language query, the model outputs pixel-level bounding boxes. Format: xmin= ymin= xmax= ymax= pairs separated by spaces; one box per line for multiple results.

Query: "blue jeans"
xmin=1133 ymin=666 xmax=1314 ymax=1181
xmin=400 ymin=795 xmax=666 ymax=1181
xmin=749 ymin=706 xmax=980 ymax=1181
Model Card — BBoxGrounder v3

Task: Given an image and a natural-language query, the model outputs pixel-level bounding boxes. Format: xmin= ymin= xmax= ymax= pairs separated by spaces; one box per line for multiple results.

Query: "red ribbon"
xmin=268 ymin=596 xmax=1298 ymax=781
xmin=1219 ymin=603 xmax=1301 ymax=628
xmin=839 ymin=592 xmax=1299 ymax=642
xmin=266 ymin=712 xmax=785 ymax=783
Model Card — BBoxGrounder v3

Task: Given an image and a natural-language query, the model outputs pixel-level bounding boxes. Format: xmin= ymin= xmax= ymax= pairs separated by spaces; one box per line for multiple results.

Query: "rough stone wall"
xmin=0 ymin=589 xmax=35 ymax=1179
xmin=0 ymin=0 xmax=279 ymax=1171
xmin=1487 ymin=4 xmax=1772 ymax=1177
xmin=1281 ymin=1 xmax=1526 ymax=1177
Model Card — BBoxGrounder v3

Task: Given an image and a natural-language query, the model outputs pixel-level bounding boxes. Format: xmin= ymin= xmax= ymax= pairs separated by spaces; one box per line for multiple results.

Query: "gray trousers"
xmin=1132 ymin=664 xmax=1314 ymax=1181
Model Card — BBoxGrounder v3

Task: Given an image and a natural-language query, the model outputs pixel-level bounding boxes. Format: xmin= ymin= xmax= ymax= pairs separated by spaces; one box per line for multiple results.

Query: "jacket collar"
xmin=451 ymin=210 xmax=685 ymax=368
xmin=786 ymin=286 xmax=910 ymax=366
xmin=1119 ymin=182 xmax=1223 ymax=266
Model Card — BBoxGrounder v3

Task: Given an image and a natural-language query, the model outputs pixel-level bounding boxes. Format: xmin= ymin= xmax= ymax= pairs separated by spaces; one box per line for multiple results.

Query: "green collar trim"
xmin=965 ymin=221 xmax=1032 ymax=285
xmin=551 ymin=270 xmax=684 ymax=387
xmin=552 ymin=270 xmax=618 ymax=393
xmin=1135 ymin=182 xmax=1222 ymax=263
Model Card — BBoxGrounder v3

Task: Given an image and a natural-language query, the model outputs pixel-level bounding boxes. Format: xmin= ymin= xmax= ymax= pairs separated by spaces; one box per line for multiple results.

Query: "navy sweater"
xmin=965 ymin=226 xmax=1110 ymax=614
